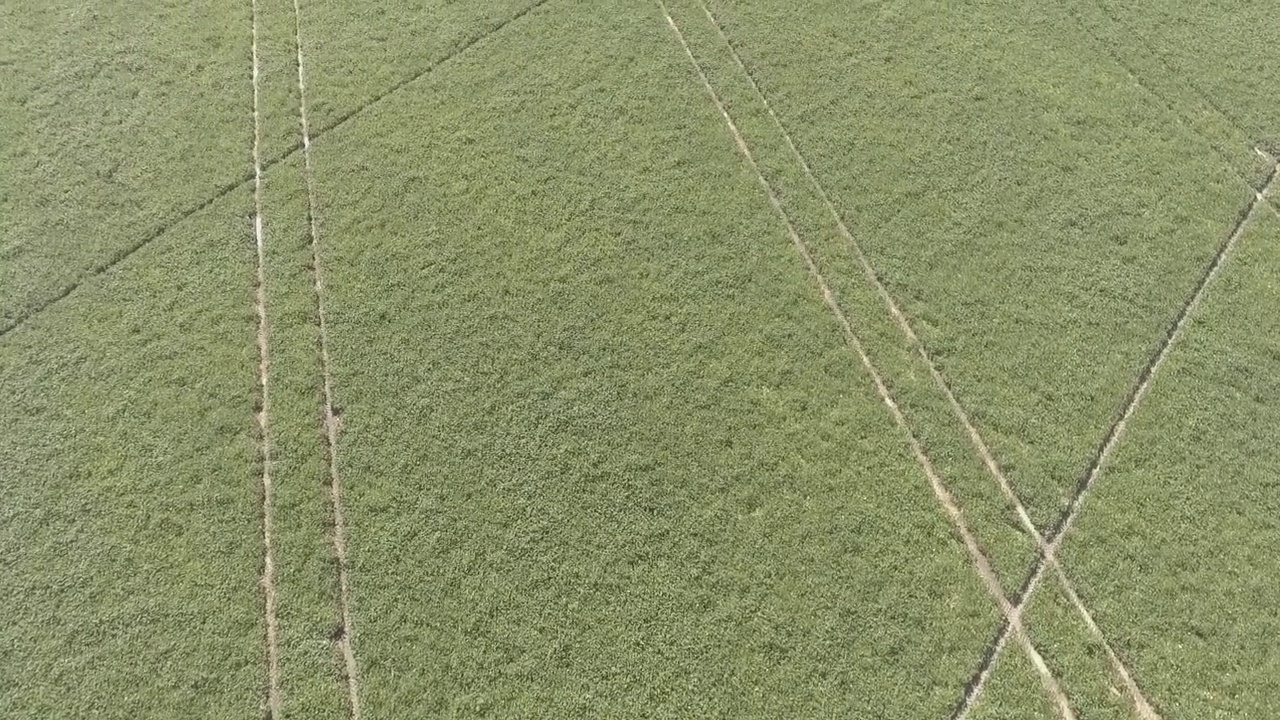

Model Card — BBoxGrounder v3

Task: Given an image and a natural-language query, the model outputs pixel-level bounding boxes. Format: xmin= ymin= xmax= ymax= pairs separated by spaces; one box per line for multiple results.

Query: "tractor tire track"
xmin=289 ymin=0 xmax=361 ymax=714
xmin=659 ymin=4 xmax=1076 ymax=717
xmin=250 ymin=0 xmax=283 ymax=713
xmin=960 ymin=156 xmax=1280 ymax=716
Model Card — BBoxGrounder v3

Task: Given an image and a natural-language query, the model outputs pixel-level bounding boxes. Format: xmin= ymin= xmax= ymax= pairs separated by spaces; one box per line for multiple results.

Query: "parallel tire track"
xmin=289 ymin=0 xmax=361 ymax=715
xmin=682 ymin=5 xmax=1162 ymax=717
xmin=961 ymin=156 xmax=1280 ymax=713
xmin=659 ymin=4 xmax=1075 ymax=717
xmin=691 ymin=7 xmax=1280 ymax=717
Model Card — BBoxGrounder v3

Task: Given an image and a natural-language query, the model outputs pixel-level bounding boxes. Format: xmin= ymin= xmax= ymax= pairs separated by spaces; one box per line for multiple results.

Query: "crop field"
xmin=1 ymin=0 xmax=1277 ymax=718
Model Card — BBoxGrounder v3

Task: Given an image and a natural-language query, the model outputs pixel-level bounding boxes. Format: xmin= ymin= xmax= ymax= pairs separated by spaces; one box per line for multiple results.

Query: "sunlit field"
xmin=2 ymin=1 xmax=1277 ymax=717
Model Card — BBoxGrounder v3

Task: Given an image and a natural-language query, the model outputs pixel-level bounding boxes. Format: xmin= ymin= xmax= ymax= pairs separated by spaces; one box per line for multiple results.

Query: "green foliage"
xmin=1022 ymin=579 xmax=1134 ymax=720
xmin=301 ymin=0 xmax=536 ymax=129
xmin=311 ymin=1 xmax=995 ymax=715
xmin=1091 ymin=0 xmax=1280 ymax=156
xmin=0 ymin=0 xmax=249 ymax=330
xmin=965 ymin=641 xmax=1059 ymax=720
xmin=259 ymin=154 xmax=350 ymax=718
xmin=663 ymin=0 xmax=1038 ymax=598
xmin=0 ymin=195 xmax=264 ymax=719
xmin=705 ymin=0 xmax=1253 ymax=531
xmin=2 ymin=0 xmax=1277 ymax=717
xmin=1063 ymin=212 xmax=1280 ymax=719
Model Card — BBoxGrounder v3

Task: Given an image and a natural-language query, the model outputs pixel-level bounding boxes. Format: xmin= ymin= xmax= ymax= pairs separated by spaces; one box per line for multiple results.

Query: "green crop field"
xmin=2 ymin=0 xmax=1277 ymax=718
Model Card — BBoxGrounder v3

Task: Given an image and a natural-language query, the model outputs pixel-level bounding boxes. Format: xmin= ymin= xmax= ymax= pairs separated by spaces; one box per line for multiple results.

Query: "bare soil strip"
xmin=959 ymin=155 xmax=1280 ymax=715
xmin=693 ymin=5 xmax=1156 ymax=717
xmin=659 ymin=3 xmax=1075 ymax=717
xmin=251 ymin=0 xmax=283 ymax=714
xmin=289 ymin=1 xmax=361 ymax=716
xmin=0 ymin=1 xmax=551 ymax=343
